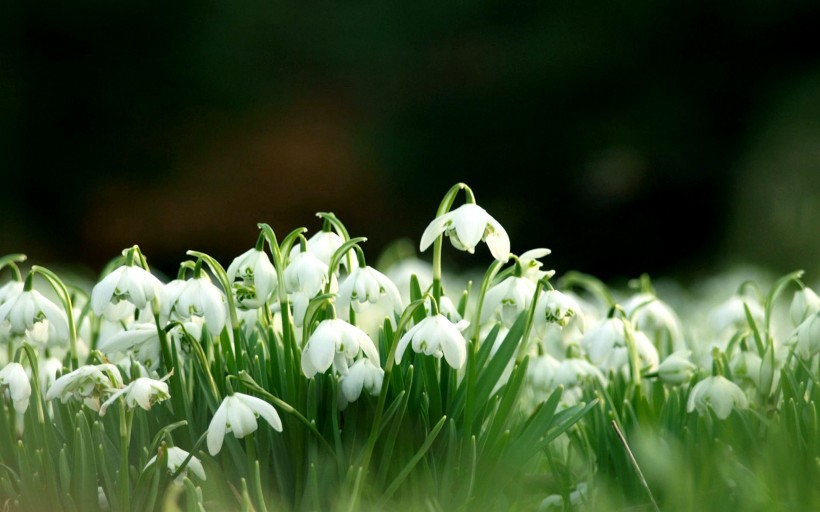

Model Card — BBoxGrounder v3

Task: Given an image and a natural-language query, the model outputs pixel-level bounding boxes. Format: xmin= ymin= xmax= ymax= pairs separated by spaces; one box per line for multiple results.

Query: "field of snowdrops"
xmin=0 ymin=183 xmax=817 ymax=511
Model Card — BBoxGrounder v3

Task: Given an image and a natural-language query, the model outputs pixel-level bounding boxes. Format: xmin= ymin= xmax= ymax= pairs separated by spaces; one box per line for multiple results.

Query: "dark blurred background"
xmin=2 ymin=1 xmax=820 ymax=280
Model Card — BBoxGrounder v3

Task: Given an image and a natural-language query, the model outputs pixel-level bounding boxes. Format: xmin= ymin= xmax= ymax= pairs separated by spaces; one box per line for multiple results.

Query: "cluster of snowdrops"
xmin=0 ymin=183 xmax=818 ymax=511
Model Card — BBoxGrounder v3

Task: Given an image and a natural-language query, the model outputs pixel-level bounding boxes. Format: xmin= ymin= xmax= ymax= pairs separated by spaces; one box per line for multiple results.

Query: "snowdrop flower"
xmin=656 ymin=350 xmax=697 ymax=386
xmin=301 ymin=319 xmax=379 ymax=378
xmin=337 ymin=266 xmax=403 ymax=318
xmin=164 ymin=275 xmax=227 ymax=335
xmin=207 ymin=393 xmax=283 ymax=456
xmin=582 ymin=318 xmax=659 ymax=373
xmin=710 ymin=295 xmax=764 ymax=335
xmin=792 ymin=312 xmax=820 ymax=359
xmin=290 ymin=230 xmax=356 ymax=270
xmin=481 ymin=276 xmax=536 ymax=328
xmin=99 ymin=376 xmax=171 ymax=415
xmin=623 ymin=293 xmax=684 ymax=352
xmin=98 ymin=322 xmax=162 ymax=370
xmin=285 ymin=251 xmax=334 ymax=326
xmin=420 ymin=203 xmax=510 ymax=262
xmin=226 ymin=248 xmax=277 ymax=309
xmin=790 ymin=288 xmax=820 ymax=326
xmin=0 ymin=281 xmax=23 ymax=305
xmin=38 ymin=357 xmax=64 ymax=395
xmin=145 ymin=446 xmax=206 ymax=481
xmin=424 ymin=295 xmax=462 ymax=323
xmin=0 ymin=289 xmax=69 ymax=344
xmin=534 ymin=290 xmax=584 ymax=332
xmin=0 ymin=363 xmax=31 ymax=414
xmin=91 ymin=264 xmax=165 ymax=321
xmin=551 ymin=358 xmax=606 ymax=388
xmin=45 ymin=364 xmax=123 ymax=411
xmin=527 ymin=354 xmax=561 ymax=391
xmin=687 ymin=375 xmax=748 ymax=419
xmin=518 ymin=249 xmax=555 ymax=283
xmin=396 ymin=315 xmax=470 ymax=370
xmin=339 ymin=358 xmax=384 ymax=407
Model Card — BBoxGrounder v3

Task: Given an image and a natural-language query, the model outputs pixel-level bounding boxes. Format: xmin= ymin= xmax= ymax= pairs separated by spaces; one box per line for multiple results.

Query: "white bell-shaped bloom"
xmin=710 ymin=295 xmax=764 ymax=335
xmin=92 ymin=265 xmax=165 ymax=320
xmin=164 ymin=275 xmax=227 ymax=335
xmin=285 ymin=251 xmax=330 ymax=297
xmin=99 ymin=376 xmax=170 ymax=415
xmin=581 ymin=318 xmax=659 ymax=372
xmin=551 ymin=358 xmax=606 ymax=388
xmin=45 ymin=364 xmax=123 ymax=411
xmin=226 ymin=248 xmax=277 ymax=309
xmin=290 ymin=230 xmax=358 ymax=270
xmin=337 ymin=266 xmax=403 ymax=318
xmin=420 ymin=203 xmax=510 ymax=262
xmin=207 ymin=393 xmax=283 ymax=455
xmin=98 ymin=322 xmax=163 ymax=370
xmin=301 ymin=319 xmax=379 ymax=378
xmin=424 ymin=295 xmax=463 ymax=323
xmin=0 ymin=362 xmax=31 ymax=414
xmin=527 ymin=354 xmax=561 ymax=391
xmin=481 ymin=276 xmax=536 ymax=328
xmin=38 ymin=357 xmax=64 ymax=395
xmin=534 ymin=290 xmax=585 ymax=333
xmin=790 ymin=288 xmax=820 ymax=327
xmin=0 ymin=289 xmax=69 ymax=343
xmin=793 ymin=312 xmax=820 ymax=359
xmin=146 ymin=446 xmax=206 ymax=481
xmin=657 ymin=350 xmax=697 ymax=386
xmin=0 ymin=281 xmax=23 ymax=305
xmin=396 ymin=315 xmax=470 ymax=370
xmin=518 ymin=249 xmax=555 ymax=283
xmin=687 ymin=375 xmax=748 ymax=419
xmin=623 ymin=293 xmax=684 ymax=352
xmin=339 ymin=358 xmax=384 ymax=406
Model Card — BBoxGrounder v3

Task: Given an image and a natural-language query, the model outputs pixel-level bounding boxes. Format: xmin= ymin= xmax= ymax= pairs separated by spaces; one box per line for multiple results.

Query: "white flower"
xmin=551 ymin=358 xmax=606 ymax=388
xmin=793 ymin=312 xmax=820 ymax=359
xmin=207 ymin=393 xmax=283 ymax=456
xmin=38 ymin=357 xmax=64 ymax=395
xmin=226 ymin=248 xmax=277 ymax=309
xmin=534 ymin=290 xmax=584 ymax=332
xmin=91 ymin=265 xmax=165 ymax=320
xmin=518 ymin=249 xmax=555 ymax=283
xmin=623 ymin=293 xmax=684 ymax=352
xmin=163 ymin=275 xmax=227 ymax=335
xmin=0 ymin=289 xmax=69 ymax=343
xmin=395 ymin=315 xmax=470 ymax=370
xmin=99 ymin=377 xmax=170 ymax=415
xmin=337 ymin=266 xmax=403 ymax=318
xmin=527 ymin=354 xmax=561 ymax=391
xmin=790 ymin=288 xmax=820 ymax=327
xmin=285 ymin=251 xmax=335 ymax=326
xmin=45 ymin=364 xmax=123 ymax=411
xmin=420 ymin=203 xmax=510 ymax=262
xmin=290 ymin=231 xmax=357 ymax=270
xmin=98 ymin=322 xmax=162 ymax=370
xmin=145 ymin=446 xmax=206 ymax=481
xmin=656 ymin=350 xmax=697 ymax=386
xmin=0 ymin=281 xmax=23 ymax=305
xmin=581 ymin=318 xmax=658 ymax=372
xmin=339 ymin=358 xmax=384 ymax=406
xmin=0 ymin=363 xmax=31 ymax=414
xmin=481 ymin=276 xmax=536 ymax=328
xmin=687 ymin=375 xmax=748 ymax=419
xmin=301 ymin=319 xmax=379 ymax=378
xmin=710 ymin=295 xmax=764 ymax=335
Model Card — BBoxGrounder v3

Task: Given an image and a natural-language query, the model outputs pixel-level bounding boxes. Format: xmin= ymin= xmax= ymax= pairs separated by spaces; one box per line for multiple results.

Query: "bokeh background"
xmin=2 ymin=1 xmax=820 ymax=281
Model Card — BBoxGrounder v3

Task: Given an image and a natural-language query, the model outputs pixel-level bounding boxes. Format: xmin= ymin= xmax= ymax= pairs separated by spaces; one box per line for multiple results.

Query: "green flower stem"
xmin=316 ymin=212 xmax=353 ymax=270
xmin=118 ymin=406 xmax=134 ymax=512
xmin=0 ymin=253 xmax=26 ymax=281
xmin=431 ymin=183 xmax=474 ymax=305
xmin=519 ymin=279 xmax=547 ymax=360
xmin=186 ymin=250 xmax=244 ymax=371
xmin=30 ymin=266 xmax=79 ymax=370
xmin=351 ymin=298 xmax=427 ymax=505
xmin=246 ymin=437 xmax=268 ymax=512
xmin=324 ymin=237 xmax=367 ymax=294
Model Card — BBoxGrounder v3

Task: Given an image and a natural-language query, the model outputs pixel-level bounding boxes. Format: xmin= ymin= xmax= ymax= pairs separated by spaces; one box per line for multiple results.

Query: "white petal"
xmin=92 ymin=268 xmax=123 ymax=316
xmin=207 ymin=400 xmax=230 ymax=455
xmin=228 ymin=399 xmax=258 ymax=439
xmin=419 ymin=213 xmax=453 ymax=252
xmin=452 ymin=205 xmax=487 ymax=252
xmin=236 ymin=393 xmax=282 ymax=432
xmin=484 ymin=220 xmax=511 ymax=262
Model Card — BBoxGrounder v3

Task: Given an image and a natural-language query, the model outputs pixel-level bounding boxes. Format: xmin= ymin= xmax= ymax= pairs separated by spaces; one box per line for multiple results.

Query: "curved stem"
xmin=30 ymin=266 xmax=79 ymax=369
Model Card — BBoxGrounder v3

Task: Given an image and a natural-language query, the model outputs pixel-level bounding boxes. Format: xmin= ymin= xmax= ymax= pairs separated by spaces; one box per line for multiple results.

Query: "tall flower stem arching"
xmin=324 ymin=237 xmax=368 ymax=295
xmin=430 ymin=183 xmax=476 ymax=306
xmin=0 ymin=253 xmax=26 ymax=282
xmin=29 ymin=265 xmax=79 ymax=370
